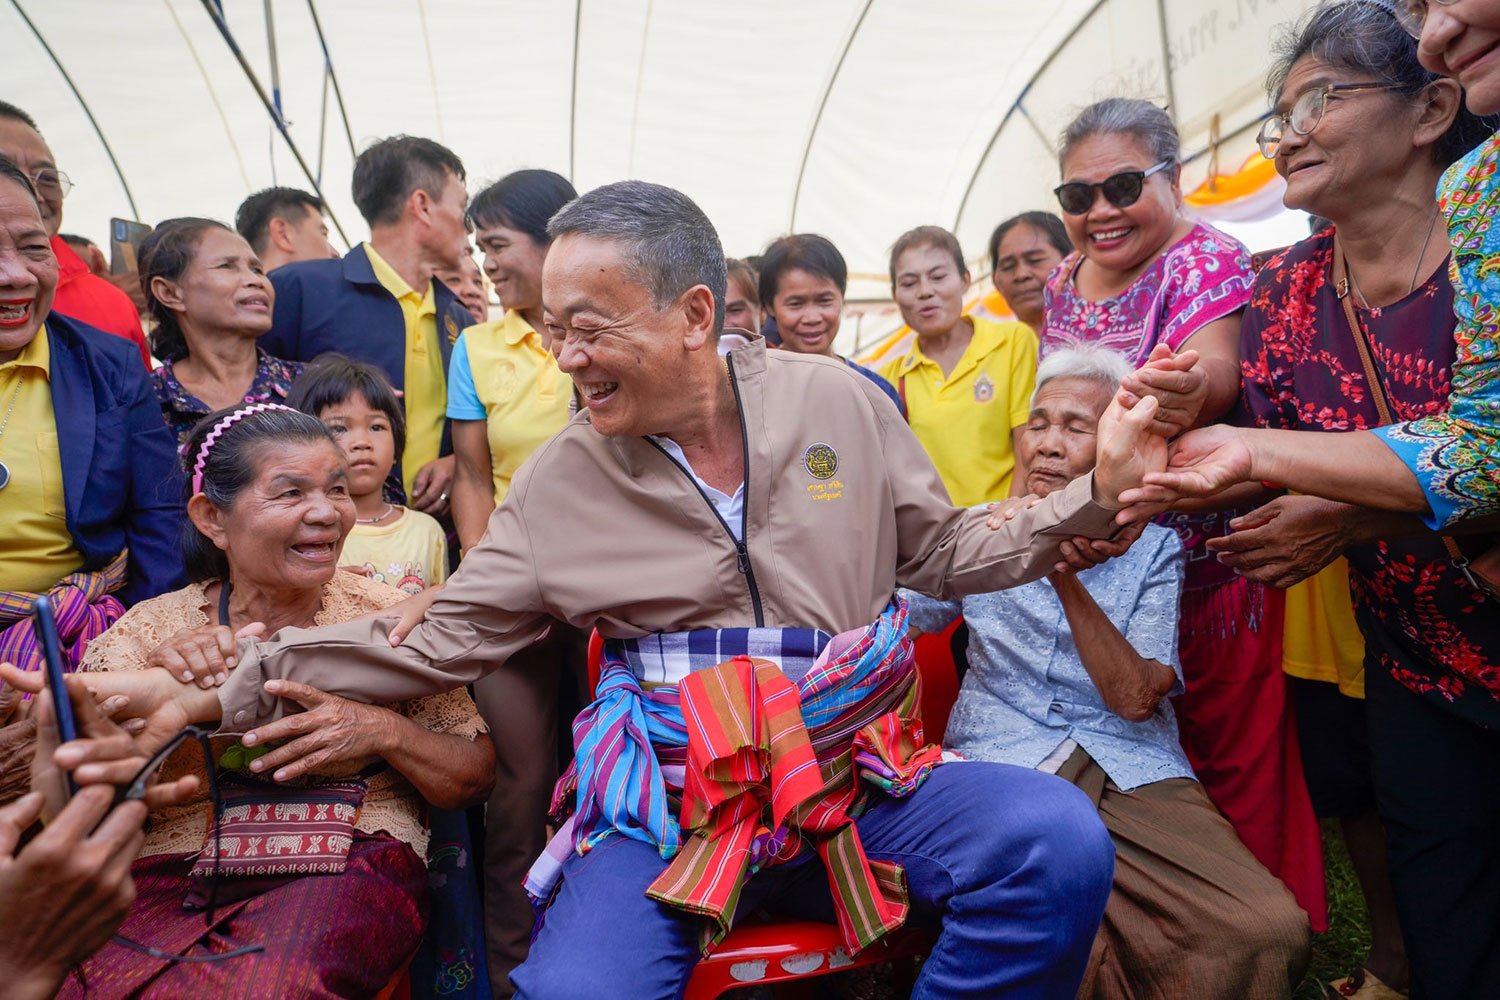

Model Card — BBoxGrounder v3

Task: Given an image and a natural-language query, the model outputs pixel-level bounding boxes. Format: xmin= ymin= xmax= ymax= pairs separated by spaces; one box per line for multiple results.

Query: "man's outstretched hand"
xmin=1092 ymin=393 xmax=1167 ymax=509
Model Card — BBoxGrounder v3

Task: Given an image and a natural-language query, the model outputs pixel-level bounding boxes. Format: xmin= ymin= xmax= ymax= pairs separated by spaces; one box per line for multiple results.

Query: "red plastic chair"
xmin=584 ymin=625 xmax=962 ymax=997
xmin=911 ymin=617 xmax=963 ymax=744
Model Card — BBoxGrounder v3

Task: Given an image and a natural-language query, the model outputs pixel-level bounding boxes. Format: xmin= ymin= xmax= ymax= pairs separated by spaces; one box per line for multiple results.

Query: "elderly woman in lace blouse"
xmin=63 ymin=404 xmax=493 ymax=1000
xmin=902 ymin=346 xmax=1310 ymax=1000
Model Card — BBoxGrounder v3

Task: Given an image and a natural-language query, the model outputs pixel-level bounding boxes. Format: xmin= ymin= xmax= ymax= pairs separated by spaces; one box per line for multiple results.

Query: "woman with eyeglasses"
xmin=1043 ymin=97 xmax=1329 ymax=932
xmin=1120 ymin=2 xmax=1500 ymax=996
xmin=1241 ymin=6 xmax=1500 ymax=997
xmin=0 ymin=155 xmax=186 ymax=676
xmin=1138 ymin=1 xmax=1499 ymax=562
xmin=62 ymin=403 xmax=493 ymax=998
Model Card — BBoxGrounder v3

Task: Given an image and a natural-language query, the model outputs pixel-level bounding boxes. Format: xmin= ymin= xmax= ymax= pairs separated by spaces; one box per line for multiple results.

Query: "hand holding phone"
xmin=0 ymin=659 xmax=202 ymax=819
xmin=108 ymin=218 xmax=152 ymax=277
xmin=32 ymin=597 xmax=78 ymax=811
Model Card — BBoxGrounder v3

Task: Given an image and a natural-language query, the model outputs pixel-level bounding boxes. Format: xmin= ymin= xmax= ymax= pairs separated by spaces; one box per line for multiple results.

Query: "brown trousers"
xmin=1058 ymin=748 xmax=1313 ymax=1000
xmin=471 ymin=624 xmax=587 ymax=999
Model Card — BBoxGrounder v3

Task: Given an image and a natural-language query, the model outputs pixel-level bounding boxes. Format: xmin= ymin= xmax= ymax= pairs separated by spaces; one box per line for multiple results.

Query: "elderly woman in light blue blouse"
xmin=902 ymin=344 xmax=1311 ymax=1000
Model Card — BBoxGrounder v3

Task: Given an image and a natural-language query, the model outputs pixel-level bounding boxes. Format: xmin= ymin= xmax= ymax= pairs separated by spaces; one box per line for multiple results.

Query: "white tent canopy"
xmin=4 ymin=0 xmax=1314 ymax=336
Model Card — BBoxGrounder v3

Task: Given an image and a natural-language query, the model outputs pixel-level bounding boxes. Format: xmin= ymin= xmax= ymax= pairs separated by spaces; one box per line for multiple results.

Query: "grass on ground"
xmin=1296 ymin=819 xmax=1375 ymax=1000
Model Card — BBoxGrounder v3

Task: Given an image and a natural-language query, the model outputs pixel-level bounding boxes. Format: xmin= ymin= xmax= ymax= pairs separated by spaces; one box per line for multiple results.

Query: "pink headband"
xmin=191 ymin=403 xmax=298 ymax=495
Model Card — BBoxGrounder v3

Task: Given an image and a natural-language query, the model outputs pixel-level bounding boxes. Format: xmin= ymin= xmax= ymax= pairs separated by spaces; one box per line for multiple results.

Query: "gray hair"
xmin=1058 ymin=98 xmax=1181 ymax=172
xmin=547 ymin=179 xmax=727 ymax=333
xmin=1266 ymin=0 xmax=1497 ymax=166
xmin=1032 ymin=345 xmax=1133 ymax=408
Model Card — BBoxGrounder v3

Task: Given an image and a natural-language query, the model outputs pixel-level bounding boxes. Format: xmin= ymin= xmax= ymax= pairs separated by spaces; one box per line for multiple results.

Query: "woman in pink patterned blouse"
xmin=1041 ymin=98 xmax=1327 ymax=931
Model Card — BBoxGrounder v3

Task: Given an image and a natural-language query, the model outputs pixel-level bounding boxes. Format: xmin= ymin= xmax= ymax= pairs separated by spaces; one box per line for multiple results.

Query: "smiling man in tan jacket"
xmin=91 ymin=180 xmax=1176 ymax=1000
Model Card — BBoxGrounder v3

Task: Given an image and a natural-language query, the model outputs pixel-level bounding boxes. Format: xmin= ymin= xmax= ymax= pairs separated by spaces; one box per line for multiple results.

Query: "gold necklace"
xmin=1346 ymin=210 xmax=1442 ymax=307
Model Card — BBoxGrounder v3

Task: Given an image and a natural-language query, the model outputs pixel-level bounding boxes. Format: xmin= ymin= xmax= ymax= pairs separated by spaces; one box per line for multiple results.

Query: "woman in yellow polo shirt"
xmin=0 ymin=155 xmax=184 ymax=669
xmin=444 ymin=167 xmax=581 ymax=996
xmin=448 ymin=169 xmax=578 ymax=549
xmin=879 ymin=225 xmax=1038 ymax=505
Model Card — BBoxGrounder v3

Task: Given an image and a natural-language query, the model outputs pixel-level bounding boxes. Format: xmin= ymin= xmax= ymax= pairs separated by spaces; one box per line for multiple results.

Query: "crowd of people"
xmin=0 ymin=1 xmax=1497 ymax=998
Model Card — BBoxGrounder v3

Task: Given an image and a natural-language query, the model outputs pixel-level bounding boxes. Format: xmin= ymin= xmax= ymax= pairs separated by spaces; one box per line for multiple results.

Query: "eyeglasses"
xmin=30 ymin=168 xmax=72 ymax=198
xmin=1391 ymin=0 xmax=1459 ymax=38
xmin=1257 ymin=83 xmax=1402 ymax=158
xmin=1053 ymin=160 xmax=1173 ymax=216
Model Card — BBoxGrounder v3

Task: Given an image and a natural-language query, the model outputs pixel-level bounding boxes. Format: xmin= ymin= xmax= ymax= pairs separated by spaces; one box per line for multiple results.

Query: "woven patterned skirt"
xmin=58 ymin=832 xmax=427 ymax=999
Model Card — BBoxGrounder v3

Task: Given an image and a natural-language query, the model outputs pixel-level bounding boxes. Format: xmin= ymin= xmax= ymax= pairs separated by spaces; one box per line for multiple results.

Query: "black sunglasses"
xmin=1054 ymin=160 xmax=1173 ymax=216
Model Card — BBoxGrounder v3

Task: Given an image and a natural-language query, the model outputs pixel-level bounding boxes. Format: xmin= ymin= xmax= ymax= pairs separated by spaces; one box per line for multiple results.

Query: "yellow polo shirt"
xmin=364 ymin=243 xmax=446 ymax=498
xmin=878 ymin=317 xmax=1038 ymax=506
xmin=446 ymin=310 xmax=572 ymax=504
xmin=0 ymin=333 xmax=85 ymax=592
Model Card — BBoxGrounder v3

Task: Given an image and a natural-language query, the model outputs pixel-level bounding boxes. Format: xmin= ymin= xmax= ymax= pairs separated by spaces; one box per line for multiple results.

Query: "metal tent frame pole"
xmin=9 ymin=0 xmax=140 ymax=219
xmin=198 ymin=0 xmax=351 ymax=246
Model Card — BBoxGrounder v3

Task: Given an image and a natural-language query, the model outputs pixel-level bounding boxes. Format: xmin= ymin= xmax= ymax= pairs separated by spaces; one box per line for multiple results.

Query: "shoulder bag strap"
xmin=1332 ymin=236 xmax=1487 ymax=593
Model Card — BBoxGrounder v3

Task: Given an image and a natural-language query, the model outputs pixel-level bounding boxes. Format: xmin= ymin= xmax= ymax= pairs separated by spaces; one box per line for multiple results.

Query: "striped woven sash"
xmin=530 ymin=598 xmax=944 ymax=954
xmin=0 ymin=551 xmax=129 ymax=676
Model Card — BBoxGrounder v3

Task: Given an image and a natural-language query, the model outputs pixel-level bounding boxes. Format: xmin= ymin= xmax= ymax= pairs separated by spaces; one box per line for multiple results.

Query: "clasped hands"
xmin=53 ymin=587 xmax=443 ymax=777
xmin=989 ymin=344 xmax=1208 ymax=571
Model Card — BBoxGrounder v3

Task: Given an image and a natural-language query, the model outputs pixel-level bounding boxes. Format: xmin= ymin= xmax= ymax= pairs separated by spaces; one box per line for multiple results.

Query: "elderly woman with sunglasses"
xmin=1042 ymin=97 xmax=1330 ymax=931
xmin=60 ymin=404 xmax=493 ymax=999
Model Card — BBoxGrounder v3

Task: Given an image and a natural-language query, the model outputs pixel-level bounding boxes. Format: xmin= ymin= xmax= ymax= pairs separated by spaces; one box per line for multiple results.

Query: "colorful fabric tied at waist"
xmin=531 ymin=599 xmax=945 ymax=955
xmin=0 ymin=551 xmax=128 ymax=678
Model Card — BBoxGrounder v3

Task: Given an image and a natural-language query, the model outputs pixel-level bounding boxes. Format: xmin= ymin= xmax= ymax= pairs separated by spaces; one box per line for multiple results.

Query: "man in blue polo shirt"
xmin=261 ymin=136 xmax=473 ymax=514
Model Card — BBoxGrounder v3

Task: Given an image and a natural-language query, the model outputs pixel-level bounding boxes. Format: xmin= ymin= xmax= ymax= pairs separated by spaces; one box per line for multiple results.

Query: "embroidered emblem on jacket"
xmin=804 ymin=442 xmax=839 ymax=480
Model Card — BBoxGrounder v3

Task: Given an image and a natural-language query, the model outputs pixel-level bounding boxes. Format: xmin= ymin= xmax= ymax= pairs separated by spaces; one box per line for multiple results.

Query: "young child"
xmin=289 ymin=357 xmax=448 ymax=595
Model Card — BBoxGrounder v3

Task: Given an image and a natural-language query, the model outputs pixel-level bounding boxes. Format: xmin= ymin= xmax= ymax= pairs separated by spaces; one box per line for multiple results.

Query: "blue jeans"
xmin=512 ymin=762 xmax=1115 ymax=999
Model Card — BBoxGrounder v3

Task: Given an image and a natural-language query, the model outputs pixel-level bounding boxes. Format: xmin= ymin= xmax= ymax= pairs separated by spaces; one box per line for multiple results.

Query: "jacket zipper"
xmin=644 ymin=356 xmax=765 ymax=627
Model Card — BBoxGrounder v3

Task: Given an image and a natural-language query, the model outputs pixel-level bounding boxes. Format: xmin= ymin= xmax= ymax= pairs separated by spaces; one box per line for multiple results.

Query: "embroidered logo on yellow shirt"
xmin=973 ymin=372 xmax=996 ymax=403
xmin=804 ymin=442 xmax=838 ymax=480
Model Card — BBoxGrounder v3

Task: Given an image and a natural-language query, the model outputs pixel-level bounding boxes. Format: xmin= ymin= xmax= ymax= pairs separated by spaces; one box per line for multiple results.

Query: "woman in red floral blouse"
xmin=1233 ymin=5 xmax=1500 ymax=997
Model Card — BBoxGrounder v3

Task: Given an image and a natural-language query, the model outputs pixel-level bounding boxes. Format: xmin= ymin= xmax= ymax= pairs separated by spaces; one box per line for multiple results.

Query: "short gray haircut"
xmin=1032 ymin=344 xmax=1133 ymax=408
xmin=1058 ymin=98 xmax=1181 ymax=172
xmin=547 ymin=179 xmax=727 ymax=333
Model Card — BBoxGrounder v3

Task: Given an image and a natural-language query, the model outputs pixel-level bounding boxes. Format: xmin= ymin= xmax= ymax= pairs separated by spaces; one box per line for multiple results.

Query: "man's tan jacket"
xmin=218 ymin=339 xmax=1119 ymax=730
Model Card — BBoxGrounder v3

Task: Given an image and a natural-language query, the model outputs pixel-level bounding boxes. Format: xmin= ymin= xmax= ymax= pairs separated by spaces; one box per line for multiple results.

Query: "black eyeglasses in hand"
xmin=107 ymin=726 xmax=264 ymax=965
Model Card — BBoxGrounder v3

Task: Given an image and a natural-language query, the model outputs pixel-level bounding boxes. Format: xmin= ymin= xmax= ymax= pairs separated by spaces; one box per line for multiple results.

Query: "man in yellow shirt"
xmin=261 ymin=136 xmax=473 ymax=513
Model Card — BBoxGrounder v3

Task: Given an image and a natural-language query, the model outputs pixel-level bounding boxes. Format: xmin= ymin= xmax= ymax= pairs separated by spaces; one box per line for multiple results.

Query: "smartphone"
xmin=33 ymin=595 xmax=79 ymax=797
xmin=109 ymin=218 xmax=152 ymax=276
